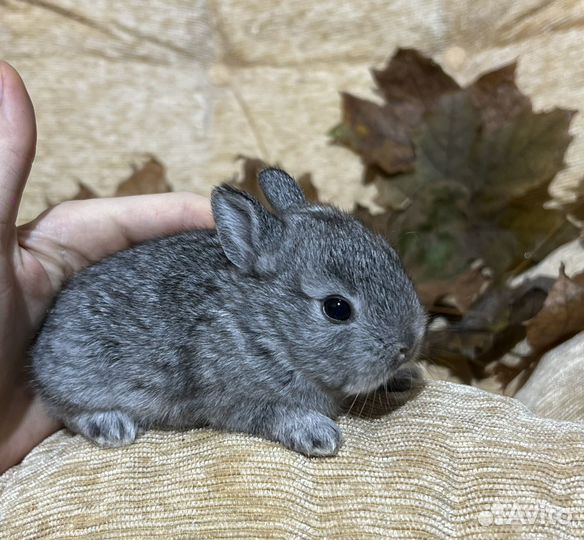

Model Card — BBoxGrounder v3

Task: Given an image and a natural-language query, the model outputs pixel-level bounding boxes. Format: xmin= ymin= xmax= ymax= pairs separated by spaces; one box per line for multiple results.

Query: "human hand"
xmin=0 ymin=61 xmax=213 ymax=473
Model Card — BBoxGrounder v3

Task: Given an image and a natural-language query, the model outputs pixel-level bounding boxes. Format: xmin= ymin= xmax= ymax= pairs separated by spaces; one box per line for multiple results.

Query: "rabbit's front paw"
xmin=277 ymin=412 xmax=342 ymax=457
xmin=67 ymin=410 xmax=140 ymax=448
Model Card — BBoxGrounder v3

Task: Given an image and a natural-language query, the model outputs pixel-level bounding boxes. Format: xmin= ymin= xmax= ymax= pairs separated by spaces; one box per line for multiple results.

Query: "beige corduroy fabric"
xmin=515 ymin=332 xmax=584 ymax=423
xmin=1 ymin=381 xmax=583 ymax=540
xmin=2 ymin=0 xmax=582 ymax=226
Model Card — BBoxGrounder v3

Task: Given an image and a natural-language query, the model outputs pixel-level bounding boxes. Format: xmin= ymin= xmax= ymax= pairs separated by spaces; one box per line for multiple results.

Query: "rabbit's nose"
xmin=397 ymin=345 xmax=410 ymax=364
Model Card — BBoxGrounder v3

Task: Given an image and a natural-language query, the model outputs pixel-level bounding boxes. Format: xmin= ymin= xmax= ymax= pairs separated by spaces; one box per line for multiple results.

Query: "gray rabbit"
xmin=31 ymin=168 xmax=427 ymax=457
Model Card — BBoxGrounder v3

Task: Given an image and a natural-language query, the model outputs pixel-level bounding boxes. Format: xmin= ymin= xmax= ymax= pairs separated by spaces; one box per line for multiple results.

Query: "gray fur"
xmin=30 ymin=167 xmax=427 ymax=456
xmin=258 ymin=167 xmax=306 ymax=212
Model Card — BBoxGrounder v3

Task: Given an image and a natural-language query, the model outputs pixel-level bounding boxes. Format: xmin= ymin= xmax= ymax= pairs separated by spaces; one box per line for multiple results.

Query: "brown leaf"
xmin=405 ymin=90 xmax=574 ymax=210
xmin=468 ymin=62 xmax=531 ymax=132
xmin=426 ymin=277 xmax=552 ymax=371
xmin=411 ymin=91 xmax=480 ymax=187
xmin=493 ymin=182 xmax=580 ymax=276
xmin=484 ymin=267 xmax=583 ymax=394
xmin=375 ymin=88 xmax=575 ymax=283
xmin=372 ymin=48 xmax=459 ymax=108
xmin=526 ymin=266 xmax=584 ymax=353
xmin=330 ymin=49 xmax=461 ymax=176
xmin=471 ymin=108 xmax=576 ymax=213
xmin=329 ymin=93 xmax=415 ymax=175
xmin=488 ymin=355 xmax=536 ymax=396
xmin=115 ymin=157 xmax=171 ymax=197
xmin=381 ymin=179 xmax=475 ymax=282
xmin=416 ymin=264 xmax=492 ymax=314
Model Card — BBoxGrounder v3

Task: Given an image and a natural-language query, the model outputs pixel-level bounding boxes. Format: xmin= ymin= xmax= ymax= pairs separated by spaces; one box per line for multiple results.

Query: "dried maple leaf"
xmin=405 ymin=91 xmax=574 ymax=211
xmin=329 ymin=93 xmax=416 ymax=175
xmin=372 ymin=48 xmax=459 ymax=109
xmin=426 ymin=277 xmax=553 ymax=371
xmin=330 ymin=48 xmax=461 ymax=175
xmin=115 ymin=157 xmax=171 ymax=197
xmin=332 ymin=52 xmax=534 ymax=181
xmin=526 ymin=266 xmax=584 ymax=353
xmin=416 ymin=264 xmax=492 ymax=315
xmin=333 ymin=49 xmax=577 ymax=301
xmin=471 ymin=109 xmax=575 ymax=214
xmin=484 ymin=267 xmax=584 ymax=394
xmin=412 ymin=92 xmax=480 ymax=188
xmin=493 ymin=183 xmax=579 ymax=276
xmin=467 ymin=62 xmax=531 ymax=133
xmin=398 ymin=108 xmax=572 ymax=285
xmin=402 ymin=96 xmax=574 ymax=250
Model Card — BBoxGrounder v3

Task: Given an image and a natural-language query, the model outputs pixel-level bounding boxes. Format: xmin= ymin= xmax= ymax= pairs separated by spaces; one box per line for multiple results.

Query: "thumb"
xmin=0 ymin=62 xmax=36 ymax=235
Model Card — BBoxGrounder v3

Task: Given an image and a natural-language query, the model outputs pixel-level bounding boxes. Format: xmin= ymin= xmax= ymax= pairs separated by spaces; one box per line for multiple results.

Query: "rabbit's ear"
xmin=258 ymin=168 xmax=306 ymax=213
xmin=212 ymin=185 xmax=282 ymax=274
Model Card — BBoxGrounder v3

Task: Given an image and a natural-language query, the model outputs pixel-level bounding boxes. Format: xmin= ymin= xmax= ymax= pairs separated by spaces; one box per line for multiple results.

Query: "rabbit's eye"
xmin=322 ymin=296 xmax=352 ymax=322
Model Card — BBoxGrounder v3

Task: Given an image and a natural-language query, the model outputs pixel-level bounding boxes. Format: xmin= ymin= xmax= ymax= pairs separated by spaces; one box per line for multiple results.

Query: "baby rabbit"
xmin=31 ymin=168 xmax=426 ymax=457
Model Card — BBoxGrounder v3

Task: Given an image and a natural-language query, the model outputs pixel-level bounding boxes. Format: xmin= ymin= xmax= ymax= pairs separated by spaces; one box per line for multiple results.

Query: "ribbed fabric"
xmin=1 ymin=381 xmax=582 ymax=539
xmin=516 ymin=333 xmax=584 ymax=423
xmin=2 ymin=2 xmax=583 ymax=538
xmin=2 ymin=0 xmax=581 ymax=226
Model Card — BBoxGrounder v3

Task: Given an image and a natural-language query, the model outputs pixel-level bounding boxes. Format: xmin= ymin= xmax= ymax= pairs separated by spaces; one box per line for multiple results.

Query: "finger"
xmin=0 ymin=61 xmax=36 ymax=233
xmin=18 ymin=192 xmax=213 ymax=283
xmin=59 ymin=192 xmax=214 ymax=256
